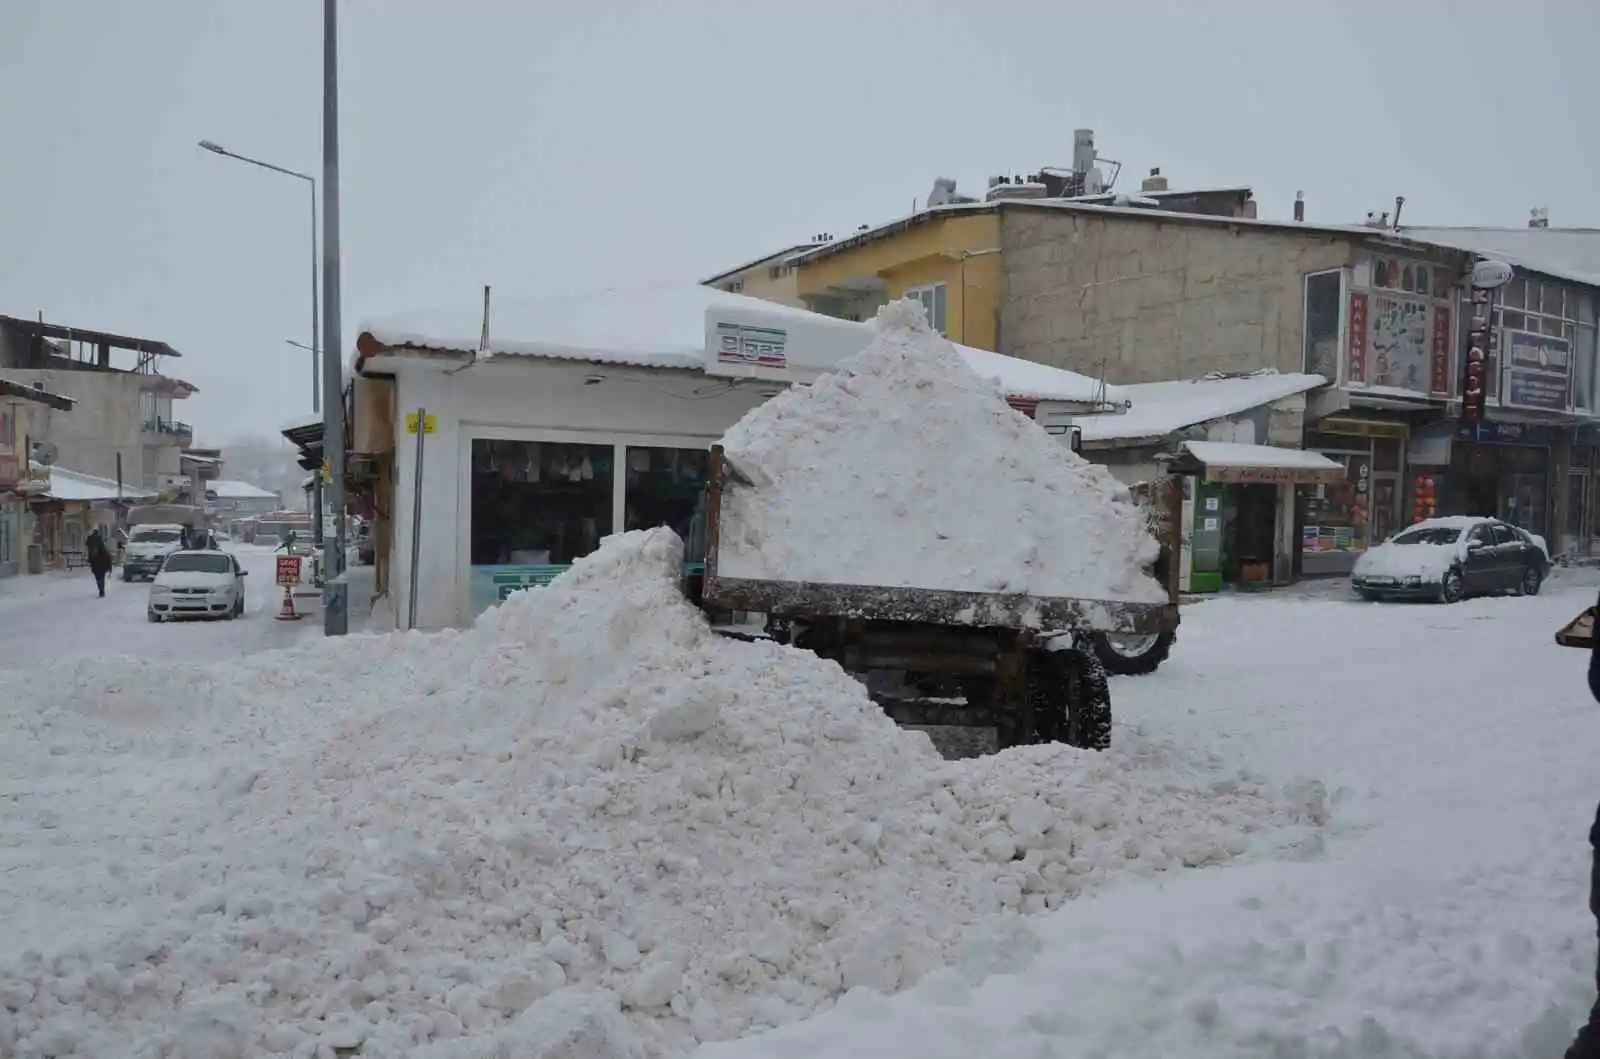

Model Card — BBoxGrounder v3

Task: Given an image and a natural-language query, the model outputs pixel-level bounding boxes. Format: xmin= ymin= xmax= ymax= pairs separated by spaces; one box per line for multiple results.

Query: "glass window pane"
xmin=1502 ymin=310 xmax=1525 ymax=332
xmin=1504 ymin=277 xmax=1525 ymax=310
xmin=470 ymin=439 xmax=614 ymax=566
xmin=1303 ymin=271 xmax=1342 ymax=376
xmin=1579 ymin=292 xmax=1596 ymax=326
xmin=623 ymin=446 xmax=710 ymax=546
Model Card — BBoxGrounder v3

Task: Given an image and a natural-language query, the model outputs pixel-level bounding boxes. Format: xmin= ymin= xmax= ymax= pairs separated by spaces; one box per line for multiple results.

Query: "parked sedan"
xmin=1351 ymin=516 xmax=1550 ymax=603
xmin=147 ymin=550 xmax=248 ymax=622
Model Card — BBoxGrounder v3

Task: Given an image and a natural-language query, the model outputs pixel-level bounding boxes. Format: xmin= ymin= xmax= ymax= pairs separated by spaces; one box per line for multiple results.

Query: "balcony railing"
xmin=142 ymin=418 xmax=193 ymax=441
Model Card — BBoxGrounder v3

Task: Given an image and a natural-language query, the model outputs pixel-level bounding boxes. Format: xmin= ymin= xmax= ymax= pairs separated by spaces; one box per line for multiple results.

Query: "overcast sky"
xmin=1 ymin=0 xmax=1595 ymax=442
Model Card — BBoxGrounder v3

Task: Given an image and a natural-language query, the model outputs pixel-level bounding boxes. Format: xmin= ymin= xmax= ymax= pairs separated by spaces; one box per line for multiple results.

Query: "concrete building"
xmin=0 ymin=378 xmax=75 ymax=579
xmin=0 ymin=316 xmax=197 ymax=493
xmin=205 ymin=479 xmax=281 ymax=519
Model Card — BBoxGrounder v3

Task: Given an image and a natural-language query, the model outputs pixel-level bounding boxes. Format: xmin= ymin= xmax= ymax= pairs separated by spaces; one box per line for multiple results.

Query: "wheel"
xmin=1026 ymin=636 xmax=1113 ymax=751
xmin=1089 ymin=629 xmax=1175 ymax=676
xmin=147 ymin=609 xmax=160 ymax=624
xmin=1356 ymin=589 xmax=1378 ymax=602
xmin=234 ymin=597 xmax=246 ymax=618
xmin=1438 ymin=569 xmax=1465 ymax=604
xmin=1519 ymin=565 xmax=1543 ymax=597
xmin=122 ymin=568 xmax=132 ymax=583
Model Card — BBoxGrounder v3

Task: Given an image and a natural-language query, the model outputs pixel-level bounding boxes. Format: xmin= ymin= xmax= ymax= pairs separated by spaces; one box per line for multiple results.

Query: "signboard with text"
xmin=715 ymin=322 xmax=788 ymax=369
xmin=1345 ymin=292 xmax=1369 ymax=384
xmin=1501 ymin=329 xmax=1571 ymax=412
xmin=275 ymin=554 xmax=303 ymax=586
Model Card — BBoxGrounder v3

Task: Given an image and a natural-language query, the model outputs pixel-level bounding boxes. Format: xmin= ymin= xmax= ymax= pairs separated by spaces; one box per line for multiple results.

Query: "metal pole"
xmin=321 ymin=0 xmax=348 ymax=635
xmin=309 ymin=179 xmax=321 ymax=415
xmin=407 ymin=408 xmax=426 ymax=629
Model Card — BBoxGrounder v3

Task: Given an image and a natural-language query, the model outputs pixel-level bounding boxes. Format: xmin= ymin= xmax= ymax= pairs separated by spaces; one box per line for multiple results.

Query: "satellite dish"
xmin=31 ymin=440 xmax=59 ymax=467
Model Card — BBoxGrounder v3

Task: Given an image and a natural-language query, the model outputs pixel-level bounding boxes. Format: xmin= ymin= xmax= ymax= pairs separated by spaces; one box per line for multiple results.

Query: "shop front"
xmin=1445 ymin=420 xmax=1558 ymax=537
xmin=1299 ymin=415 xmax=1409 ymax=576
xmin=1166 ymin=441 xmax=1345 ymax=591
xmin=355 ymin=286 xmax=1131 ymax=629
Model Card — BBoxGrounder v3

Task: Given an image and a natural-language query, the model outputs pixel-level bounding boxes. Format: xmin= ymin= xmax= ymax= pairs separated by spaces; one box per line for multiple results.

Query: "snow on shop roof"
xmin=1399 ymin=225 xmax=1600 ymax=287
xmin=1074 ymin=371 xmax=1328 ymax=443
xmin=0 ymin=527 xmax=1323 ymax=1056
xmin=205 ymin=479 xmax=278 ymax=500
xmin=280 ymin=411 xmax=322 ymax=434
xmin=1180 ymin=440 xmax=1343 ymax=473
xmin=716 ymin=300 xmax=1166 ymax=603
xmin=38 ymin=465 xmax=157 ymax=502
xmin=356 ymin=283 xmax=1126 ymax=405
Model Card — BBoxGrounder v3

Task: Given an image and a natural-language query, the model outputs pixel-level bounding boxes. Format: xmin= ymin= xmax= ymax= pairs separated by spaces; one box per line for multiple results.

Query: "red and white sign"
xmin=1429 ymin=305 xmax=1453 ymax=395
xmin=1346 ymin=292 xmax=1369 ymax=384
xmin=275 ymin=554 xmax=303 ymax=587
xmin=1006 ymin=397 xmax=1039 ymax=419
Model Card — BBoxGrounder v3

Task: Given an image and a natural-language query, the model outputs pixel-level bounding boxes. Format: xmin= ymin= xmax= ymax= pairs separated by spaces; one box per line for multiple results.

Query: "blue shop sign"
xmin=1455 ymin=420 xmax=1556 ymax=446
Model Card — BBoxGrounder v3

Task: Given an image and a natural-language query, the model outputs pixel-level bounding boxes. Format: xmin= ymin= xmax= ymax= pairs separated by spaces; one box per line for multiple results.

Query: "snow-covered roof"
xmin=357 ymin=284 xmax=1127 ymax=406
xmin=1074 ymin=371 xmax=1327 ymax=443
xmin=206 ymin=479 xmax=278 ymax=500
xmin=1398 ymin=226 xmax=1600 ymax=287
xmin=41 ymin=466 xmax=158 ymax=502
xmin=281 ymin=412 xmax=322 ymax=433
xmin=1180 ymin=441 xmax=1343 ymax=473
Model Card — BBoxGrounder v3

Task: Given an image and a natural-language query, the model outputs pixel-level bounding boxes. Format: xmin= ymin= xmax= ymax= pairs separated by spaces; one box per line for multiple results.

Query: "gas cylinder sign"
xmin=276 ymin=555 xmax=303 ymax=586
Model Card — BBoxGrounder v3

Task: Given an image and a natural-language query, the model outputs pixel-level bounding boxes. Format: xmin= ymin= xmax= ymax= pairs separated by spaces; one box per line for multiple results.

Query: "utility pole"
xmin=321 ymin=0 xmax=348 ymax=635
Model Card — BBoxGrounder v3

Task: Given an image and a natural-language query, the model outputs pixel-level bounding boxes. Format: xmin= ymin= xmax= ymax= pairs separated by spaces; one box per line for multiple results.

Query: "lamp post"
xmin=198 ymin=140 xmax=320 ymax=415
xmin=320 ymin=0 xmax=349 ymax=636
xmin=285 ymin=340 xmax=320 ymax=413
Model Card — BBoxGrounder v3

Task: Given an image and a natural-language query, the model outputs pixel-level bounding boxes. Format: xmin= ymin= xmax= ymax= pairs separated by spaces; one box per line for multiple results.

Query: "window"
xmin=905 ymin=284 xmax=948 ymax=335
xmin=470 ymin=439 xmax=613 ymax=567
xmin=1468 ymin=525 xmax=1493 ymax=548
xmin=623 ymin=446 xmax=710 ymax=543
xmin=1392 ymin=526 xmax=1461 ymax=546
xmin=162 ymin=552 xmax=232 ymax=574
xmin=768 ymin=265 xmax=793 ymax=281
xmin=1495 ymin=276 xmax=1583 ymax=412
xmin=1489 ymin=524 xmax=1517 ymax=547
xmin=723 ymin=280 xmax=744 ymax=294
xmin=1303 ymin=271 xmax=1342 ymax=378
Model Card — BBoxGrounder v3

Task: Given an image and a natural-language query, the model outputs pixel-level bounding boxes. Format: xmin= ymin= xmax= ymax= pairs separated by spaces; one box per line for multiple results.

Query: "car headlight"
xmin=1403 ymin=575 xmax=1422 ymax=586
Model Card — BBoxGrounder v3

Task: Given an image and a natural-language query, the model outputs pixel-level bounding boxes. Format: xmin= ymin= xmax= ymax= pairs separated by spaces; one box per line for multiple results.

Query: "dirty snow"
xmin=717 ymin=300 xmax=1164 ymax=602
xmin=0 ymin=528 xmax=1324 ymax=1058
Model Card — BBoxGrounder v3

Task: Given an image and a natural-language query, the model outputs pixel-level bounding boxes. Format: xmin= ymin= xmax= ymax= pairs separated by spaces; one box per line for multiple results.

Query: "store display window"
xmin=470 ymin=439 xmax=614 ymax=567
xmin=623 ymin=447 xmax=710 ymax=541
xmin=1299 ymin=453 xmax=1371 ymax=557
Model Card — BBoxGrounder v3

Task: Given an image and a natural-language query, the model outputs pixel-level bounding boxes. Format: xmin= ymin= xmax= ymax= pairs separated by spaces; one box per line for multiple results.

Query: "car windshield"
xmin=1391 ymin=526 xmax=1462 ymax=546
xmin=132 ymin=529 xmax=182 ymax=543
xmin=161 ymin=553 xmax=232 ymax=574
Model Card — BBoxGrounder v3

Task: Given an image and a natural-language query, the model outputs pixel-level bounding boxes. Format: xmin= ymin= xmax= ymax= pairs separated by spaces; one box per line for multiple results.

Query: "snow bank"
xmin=717 ymin=300 xmax=1165 ymax=603
xmin=0 ymin=530 xmax=1325 ymax=1058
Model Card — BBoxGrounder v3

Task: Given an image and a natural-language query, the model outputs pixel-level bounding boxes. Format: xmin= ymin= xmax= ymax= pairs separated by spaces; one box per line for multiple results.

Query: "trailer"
xmin=690 ymin=446 xmax=1180 ymax=753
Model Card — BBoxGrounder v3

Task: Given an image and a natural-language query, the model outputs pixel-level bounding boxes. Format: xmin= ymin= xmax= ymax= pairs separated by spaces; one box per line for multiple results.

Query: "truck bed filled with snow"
xmin=716 ymin=300 xmax=1166 ymax=604
xmin=0 ymin=529 xmax=1325 ymax=1058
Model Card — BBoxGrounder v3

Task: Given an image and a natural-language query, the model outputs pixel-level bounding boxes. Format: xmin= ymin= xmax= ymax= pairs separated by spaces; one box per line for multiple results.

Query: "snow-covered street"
xmin=1 ymin=539 xmax=1597 ymax=1057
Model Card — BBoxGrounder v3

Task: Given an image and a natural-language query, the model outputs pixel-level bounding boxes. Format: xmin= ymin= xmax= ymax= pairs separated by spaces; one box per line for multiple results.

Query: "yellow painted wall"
xmin=795 ymin=213 xmax=1003 ymax=350
xmin=711 ymin=265 xmax=806 ymax=308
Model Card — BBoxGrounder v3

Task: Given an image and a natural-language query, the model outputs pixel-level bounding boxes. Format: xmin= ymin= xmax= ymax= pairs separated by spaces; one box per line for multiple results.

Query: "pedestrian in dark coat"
xmin=85 ymin=529 xmax=113 ymax=599
xmin=1568 ymin=602 xmax=1600 ymax=1057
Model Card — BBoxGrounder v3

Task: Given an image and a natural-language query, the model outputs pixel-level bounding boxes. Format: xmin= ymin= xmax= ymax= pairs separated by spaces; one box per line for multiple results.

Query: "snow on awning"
xmin=1175 ymin=441 xmax=1345 ymax=486
xmin=40 ymin=466 xmax=158 ymax=502
xmin=355 ymin=284 xmax=1128 ymax=407
xmin=1074 ymin=372 xmax=1327 ymax=443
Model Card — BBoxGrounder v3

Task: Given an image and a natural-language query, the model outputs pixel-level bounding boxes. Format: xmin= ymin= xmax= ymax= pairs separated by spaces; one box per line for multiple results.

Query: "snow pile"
xmin=718 ymin=299 xmax=1165 ymax=603
xmin=0 ymin=530 xmax=1326 ymax=1058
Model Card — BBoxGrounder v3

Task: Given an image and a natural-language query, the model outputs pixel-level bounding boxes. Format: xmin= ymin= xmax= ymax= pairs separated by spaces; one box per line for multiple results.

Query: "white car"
xmin=122 ymin=524 xmax=186 ymax=581
xmin=147 ymin=550 xmax=248 ymax=622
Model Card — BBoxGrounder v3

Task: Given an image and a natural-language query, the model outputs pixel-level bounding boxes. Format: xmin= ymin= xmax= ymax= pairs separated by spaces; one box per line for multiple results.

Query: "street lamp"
xmin=197 ymin=140 xmax=321 ymax=414
xmin=286 ymin=339 xmax=318 ymax=407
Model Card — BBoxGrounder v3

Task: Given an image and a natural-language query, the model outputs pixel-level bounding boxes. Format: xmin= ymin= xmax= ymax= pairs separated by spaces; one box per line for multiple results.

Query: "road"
xmin=0 ymin=544 xmax=384 ymax=667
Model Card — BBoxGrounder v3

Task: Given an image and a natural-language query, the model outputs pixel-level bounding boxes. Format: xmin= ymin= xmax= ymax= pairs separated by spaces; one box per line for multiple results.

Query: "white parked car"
xmin=1351 ymin=515 xmax=1551 ymax=603
xmin=122 ymin=524 xmax=186 ymax=581
xmin=147 ymin=550 xmax=248 ymax=622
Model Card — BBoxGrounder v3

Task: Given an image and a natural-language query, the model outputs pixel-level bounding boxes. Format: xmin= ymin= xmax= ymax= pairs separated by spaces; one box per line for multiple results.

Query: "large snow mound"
xmin=0 ymin=530 xmax=1326 ymax=1058
xmin=718 ymin=299 xmax=1165 ymax=603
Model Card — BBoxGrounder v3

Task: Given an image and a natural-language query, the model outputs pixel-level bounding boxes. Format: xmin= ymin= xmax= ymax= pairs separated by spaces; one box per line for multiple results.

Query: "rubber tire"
xmin=147 ymin=609 xmax=160 ymax=623
xmin=122 ymin=568 xmax=133 ymax=583
xmin=1026 ymin=637 xmax=1113 ymax=751
xmin=1438 ymin=569 xmax=1465 ymax=604
xmin=1090 ymin=629 xmax=1176 ymax=677
xmin=1356 ymin=589 xmax=1378 ymax=602
xmin=1519 ymin=565 xmax=1543 ymax=597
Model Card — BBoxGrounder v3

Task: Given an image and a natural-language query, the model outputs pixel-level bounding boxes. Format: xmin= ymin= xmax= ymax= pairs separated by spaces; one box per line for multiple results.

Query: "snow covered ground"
xmin=704 ymin=570 xmax=1600 ymax=1059
xmin=1 ymin=537 xmax=1597 ymax=1058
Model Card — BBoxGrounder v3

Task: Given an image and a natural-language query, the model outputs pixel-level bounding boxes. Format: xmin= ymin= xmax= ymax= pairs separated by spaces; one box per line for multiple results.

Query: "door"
xmin=1461 ymin=524 xmax=1500 ymax=592
xmin=1371 ymin=475 xmax=1400 ymax=543
xmin=1487 ymin=522 xmax=1524 ymax=591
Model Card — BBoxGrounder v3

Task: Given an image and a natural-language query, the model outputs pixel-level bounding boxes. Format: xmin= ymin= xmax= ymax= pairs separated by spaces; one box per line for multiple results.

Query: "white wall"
xmin=387 ymin=357 xmax=771 ymax=629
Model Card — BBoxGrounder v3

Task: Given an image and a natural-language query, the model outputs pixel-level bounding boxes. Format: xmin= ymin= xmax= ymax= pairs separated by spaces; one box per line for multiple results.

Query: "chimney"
xmin=1240 ymin=197 xmax=1258 ymax=219
xmin=1140 ymin=167 xmax=1169 ymax=193
xmin=1530 ymin=207 xmax=1550 ymax=228
xmin=1293 ymin=190 xmax=1305 ymax=222
xmin=1072 ymin=129 xmax=1096 ymax=180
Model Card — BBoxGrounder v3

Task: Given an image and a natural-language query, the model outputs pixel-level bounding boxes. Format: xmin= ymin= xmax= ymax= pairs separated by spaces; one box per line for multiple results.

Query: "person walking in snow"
xmin=84 ymin=529 xmax=112 ymax=599
xmin=1569 ymin=626 xmax=1600 ymax=1057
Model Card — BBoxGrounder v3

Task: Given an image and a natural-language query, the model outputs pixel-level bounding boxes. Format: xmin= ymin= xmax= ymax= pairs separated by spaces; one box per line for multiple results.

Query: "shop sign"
xmin=1502 ymin=330 xmax=1571 ymax=412
xmin=1429 ymin=305 xmax=1453 ymax=395
xmin=1453 ymin=420 xmax=1555 ymax=446
xmin=1204 ymin=463 xmax=1345 ymax=486
xmin=1316 ymin=417 xmax=1408 ymax=440
xmin=715 ymin=322 xmax=788 ymax=369
xmin=1346 ymin=292 xmax=1369 ymax=384
xmin=1471 ymin=259 xmax=1515 ymax=289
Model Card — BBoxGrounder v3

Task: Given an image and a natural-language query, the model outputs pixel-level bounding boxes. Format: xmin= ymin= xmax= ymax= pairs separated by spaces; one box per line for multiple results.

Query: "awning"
xmin=1174 ymin=440 xmax=1345 ymax=486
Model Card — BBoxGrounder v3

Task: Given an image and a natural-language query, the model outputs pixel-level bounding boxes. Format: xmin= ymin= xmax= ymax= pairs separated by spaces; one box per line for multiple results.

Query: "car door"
xmin=1461 ymin=525 xmax=1499 ymax=593
xmin=231 ymin=555 xmax=246 ymax=601
xmin=1490 ymin=522 xmax=1529 ymax=588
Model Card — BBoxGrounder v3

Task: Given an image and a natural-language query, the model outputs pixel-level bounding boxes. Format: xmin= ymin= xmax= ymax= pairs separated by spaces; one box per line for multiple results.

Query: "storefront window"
xmin=469 ymin=439 xmax=614 ymax=567
xmin=623 ymin=446 xmax=709 ymax=540
xmin=1298 ymin=450 xmax=1370 ymax=573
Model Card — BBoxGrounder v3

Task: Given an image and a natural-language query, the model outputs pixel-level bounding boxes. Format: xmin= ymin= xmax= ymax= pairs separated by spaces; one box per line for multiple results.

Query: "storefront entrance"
xmin=1300 ymin=419 xmax=1408 ymax=576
